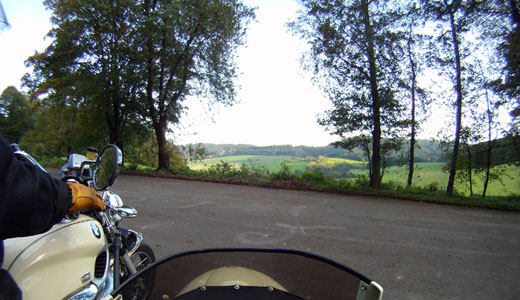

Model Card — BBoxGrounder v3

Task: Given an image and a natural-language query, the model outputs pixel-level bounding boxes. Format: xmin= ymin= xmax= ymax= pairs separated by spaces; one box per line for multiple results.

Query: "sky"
xmin=174 ymin=0 xmax=337 ymax=146
xmin=0 ymin=0 xmax=447 ymax=147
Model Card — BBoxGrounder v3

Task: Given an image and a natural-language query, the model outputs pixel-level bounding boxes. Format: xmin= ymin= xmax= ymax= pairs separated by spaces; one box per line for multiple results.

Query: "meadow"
xmin=190 ymin=155 xmax=307 ymax=172
xmin=190 ymin=156 xmax=520 ymax=197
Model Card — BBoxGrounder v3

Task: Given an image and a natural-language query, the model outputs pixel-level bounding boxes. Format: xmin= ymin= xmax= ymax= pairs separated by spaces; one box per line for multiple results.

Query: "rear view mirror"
xmin=93 ymin=144 xmax=122 ymax=190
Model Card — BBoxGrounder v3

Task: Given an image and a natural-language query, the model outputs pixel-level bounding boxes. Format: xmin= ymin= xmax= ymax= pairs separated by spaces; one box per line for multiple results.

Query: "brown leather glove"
xmin=67 ymin=182 xmax=105 ymax=212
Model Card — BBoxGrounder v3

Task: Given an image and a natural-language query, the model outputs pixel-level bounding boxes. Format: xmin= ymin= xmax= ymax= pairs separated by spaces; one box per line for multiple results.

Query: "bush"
xmin=300 ymin=167 xmax=329 ymax=184
xmin=383 ymin=180 xmax=404 ymax=190
xmin=238 ymin=163 xmax=252 ymax=177
xmin=428 ymin=181 xmax=440 ymax=192
xmin=337 ymin=179 xmax=353 ymax=190
xmin=353 ymin=175 xmax=370 ymax=187
xmin=271 ymin=163 xmax=293 ymax=180
xmin=209 ymin=161 xmax=235 ymax=178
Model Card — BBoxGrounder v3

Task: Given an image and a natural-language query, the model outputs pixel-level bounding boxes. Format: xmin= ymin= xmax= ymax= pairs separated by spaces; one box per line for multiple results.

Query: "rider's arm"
xmin=0 ymin=135 xmax=73 ymax=240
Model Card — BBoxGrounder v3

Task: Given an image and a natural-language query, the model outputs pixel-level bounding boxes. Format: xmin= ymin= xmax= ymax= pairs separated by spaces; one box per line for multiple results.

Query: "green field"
xmin=190 ymin=155 xmax=301 ymax=172
xmin=190 ymin=155 xmax=364 ymax=173
xmin=375 ymin=163 xmax=520 ymax=197
xmin=190 ymin=156 xmax=520 ymax=197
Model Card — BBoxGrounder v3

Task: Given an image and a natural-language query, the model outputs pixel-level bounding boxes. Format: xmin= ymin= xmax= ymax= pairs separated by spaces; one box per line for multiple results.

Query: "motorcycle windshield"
xmin=113 ymin=248 xmax=381 ymax=300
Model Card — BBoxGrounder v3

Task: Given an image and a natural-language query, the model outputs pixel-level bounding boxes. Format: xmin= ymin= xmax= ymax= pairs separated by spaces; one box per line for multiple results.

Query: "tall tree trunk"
xmin=361 ymin=0 xmax=382 ymax=188
xmin=483 ymin=137 xmax=492 ymax=197
xmin=106 ymin=97 xmax=124 ymax=161
xmin=381 ymin=157 xmax=386 ymax=181
xmin=143 ymin=0 xmax=170 ymax=171
xmin=465 ymin=142 xmax=473 ymax=196
xmin=367 ymin=153 xmax=372 ymax=183
xmin=480 ymin=62 xmax=492 ymax=197
xmin=407 ymin=29 xmax=417 ymax=186
xmin=445 ymin=1 xmax=463 ymax=196
xmin=155 ymin=120 xmax=170 ymax=170
xmin=363 ymin=143 xmax=372 ymax=184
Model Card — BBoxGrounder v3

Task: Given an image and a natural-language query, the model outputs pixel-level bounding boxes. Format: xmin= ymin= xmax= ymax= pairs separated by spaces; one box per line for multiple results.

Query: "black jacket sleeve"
xmin=0 ymin=135 xmax=72 ymax=240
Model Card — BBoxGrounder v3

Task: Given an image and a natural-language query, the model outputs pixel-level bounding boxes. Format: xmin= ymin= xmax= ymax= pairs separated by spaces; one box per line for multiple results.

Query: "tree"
xmin=406 ymin=23 xmax=419 ymax=186
xmin=24 ymin=0 xmax=148 ymax=156
xmin=401 ymin=13 xmax=430 ymax=187
xmin=473 ymin=58 xmax=501 ymax=197
xmin=291 ymin=0 xmax=410 ymax=188
xmin=24 ymin=0 xmax=253 ymax=169
xmin=421 ymin=0 xmax=492 ymax=196
xmin=139 ymin=0 xmax=254 ymax=170
xmin=495 ymin=0 xmax=520 ymax=163
xmin=457 ymin=126 xmax=481 ymax=196
xmin=332 ymin=134 xmax=373 ymax=179
xmin=0 ymin=86 xmax=34 ymax=143
xmin=500 ymin=0 xmax=520 ymax=121
xmin=19 ymin=98 xmax=108 ymax=158
xmin=182 ymin=143 xmax=208 ymax=163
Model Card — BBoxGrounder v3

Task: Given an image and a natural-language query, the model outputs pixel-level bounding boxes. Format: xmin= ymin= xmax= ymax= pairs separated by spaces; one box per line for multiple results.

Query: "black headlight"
xmin=119 ymin=228 xmax=143 ymax=252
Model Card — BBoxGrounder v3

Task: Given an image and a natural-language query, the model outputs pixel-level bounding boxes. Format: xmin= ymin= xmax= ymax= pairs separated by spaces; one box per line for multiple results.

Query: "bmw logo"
xmin=90 ymin=223 xmax=101 ymax=239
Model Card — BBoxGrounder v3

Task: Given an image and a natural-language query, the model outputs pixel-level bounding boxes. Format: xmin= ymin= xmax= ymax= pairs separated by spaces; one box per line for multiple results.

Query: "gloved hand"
xmin=67 ymin=182 xmax=105 ymax=212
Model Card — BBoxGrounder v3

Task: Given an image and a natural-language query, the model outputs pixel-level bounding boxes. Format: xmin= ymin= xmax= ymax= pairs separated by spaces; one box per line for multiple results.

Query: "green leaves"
xmin=23 ymin=0 xmax=256 ymax=169
xmin=291 ymin=0 xmax=410 ymax=187
xmin=139 ymin=0 xmax=255 ymax=169
xmin=0 ymin=87 xmax=34 ymax=143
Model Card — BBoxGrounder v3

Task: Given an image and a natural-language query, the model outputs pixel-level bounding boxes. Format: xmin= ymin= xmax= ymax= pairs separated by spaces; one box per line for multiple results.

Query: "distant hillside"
xmin=197 ymin=140 xmax=445 ymax=163
xmin=469 ymin=135 xmax=520 ymax=166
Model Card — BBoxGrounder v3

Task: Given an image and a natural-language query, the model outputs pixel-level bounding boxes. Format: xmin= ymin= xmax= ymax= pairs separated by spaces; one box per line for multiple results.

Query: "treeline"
xmin=201 ymin=140 xmax=445 ymax=163
xmin=469 ymin=136 xmax=520 ymax=167
xmin=0 ymin=84 xmax=190 ymax=170
xmin=199 ymin=136 xmax=520 ymax=169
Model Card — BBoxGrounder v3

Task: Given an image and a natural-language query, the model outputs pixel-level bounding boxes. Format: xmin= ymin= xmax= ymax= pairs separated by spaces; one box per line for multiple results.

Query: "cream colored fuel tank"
xmin=2 ymin=214 xmax=108 ymax=300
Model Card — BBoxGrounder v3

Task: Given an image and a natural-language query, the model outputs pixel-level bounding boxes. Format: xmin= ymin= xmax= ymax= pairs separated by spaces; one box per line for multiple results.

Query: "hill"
xmin=197 ymin=139 xmax=445 ymax=163
xmin=469 ymin=135 xmax=520 ymax=167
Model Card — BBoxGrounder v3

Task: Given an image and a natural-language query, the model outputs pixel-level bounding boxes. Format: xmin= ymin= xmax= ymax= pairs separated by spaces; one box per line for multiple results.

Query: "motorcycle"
xmin=60 ymin=147 xmax=99 ymax=182
xmin=6 ymin=145 xmax=383 ymax=300
xmin=105 ymin=248 xmax=383 ymax=300
xmin=3 ymin=144 xmax=156 ymax=300
xmin=93 ymin=165 xmax=383 ymax=300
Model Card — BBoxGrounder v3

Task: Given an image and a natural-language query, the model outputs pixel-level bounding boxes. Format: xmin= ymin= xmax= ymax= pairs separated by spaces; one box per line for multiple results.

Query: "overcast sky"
xmin=176 ymin=0 xmax=338 ymax=146
xmin=0 ymin=0 xmax=447 ymax=147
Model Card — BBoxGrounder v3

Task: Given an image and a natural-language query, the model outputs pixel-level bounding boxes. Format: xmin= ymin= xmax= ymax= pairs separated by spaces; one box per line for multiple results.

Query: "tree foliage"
xmin=290 ymin=0 xmax=410 ymax=188
xmin=0 ymin=86 xmax=34 ymax=143
xmin=499 ymin=0 xmax=520 ymax=120
xmin=23 ymin=0 xmax=254 ymax=170
xmin=409 ymin=0 xmax=508 ymax=195
xmin=24 ymin=0 xmax=148 ymax=156
xmin=139 ymin=0 xmax=255 ymax=170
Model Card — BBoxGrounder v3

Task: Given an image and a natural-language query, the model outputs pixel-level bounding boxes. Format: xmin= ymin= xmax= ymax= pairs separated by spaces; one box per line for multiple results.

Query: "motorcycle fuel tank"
xmin=2 ymin=215 xmax=108 ymax=300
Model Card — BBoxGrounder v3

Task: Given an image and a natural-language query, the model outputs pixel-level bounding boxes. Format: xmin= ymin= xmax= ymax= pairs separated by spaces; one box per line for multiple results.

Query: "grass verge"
xmin=121 ymin=162 xmax=520 ymax=212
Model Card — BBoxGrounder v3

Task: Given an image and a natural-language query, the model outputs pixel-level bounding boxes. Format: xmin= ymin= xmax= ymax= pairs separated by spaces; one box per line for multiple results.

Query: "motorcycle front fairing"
xmin=110 ymin=248 xmax=383 ymax=300
xmin=3 ymin=214 xmax=108 ymax=300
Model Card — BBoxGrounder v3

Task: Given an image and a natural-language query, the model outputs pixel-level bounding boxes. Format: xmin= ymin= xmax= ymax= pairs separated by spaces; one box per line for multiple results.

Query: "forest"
xmin=0 ymin=0 xmax=519 ymax=199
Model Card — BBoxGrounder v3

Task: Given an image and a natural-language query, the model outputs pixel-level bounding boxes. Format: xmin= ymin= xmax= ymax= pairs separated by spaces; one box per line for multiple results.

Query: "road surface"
xmin=110 ymin=174 xmax=519 ymax=300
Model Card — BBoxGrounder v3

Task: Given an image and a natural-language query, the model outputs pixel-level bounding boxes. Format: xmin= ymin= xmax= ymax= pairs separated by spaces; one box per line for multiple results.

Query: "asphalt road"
xmin=107 ymin=174 xmax=520 ymax=300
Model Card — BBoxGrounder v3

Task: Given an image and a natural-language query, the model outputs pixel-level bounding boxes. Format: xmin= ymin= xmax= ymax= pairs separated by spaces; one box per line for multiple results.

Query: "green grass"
xmin=191 ymin=155 xmax=365 ymax=173
xmin=122 ymin=155 xmax=520 ymax=211
xmin=312 ymin=157 xmax=365 ymax=166
xmin=353 ymin=162 xmax=520 ymax=197
xmin=191 ymin=155 xmax=303 ymax=173
xmin=191 ymin=156 xmax=519 ymax=197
